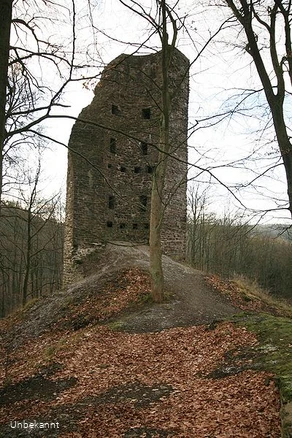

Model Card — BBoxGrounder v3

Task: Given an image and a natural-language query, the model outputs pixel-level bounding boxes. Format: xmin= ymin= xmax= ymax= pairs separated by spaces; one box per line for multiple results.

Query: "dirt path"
xmin=96 ymin=243 xmax=239 ymax=332
xmin=9 ymin=242 xmax=239 ymax=344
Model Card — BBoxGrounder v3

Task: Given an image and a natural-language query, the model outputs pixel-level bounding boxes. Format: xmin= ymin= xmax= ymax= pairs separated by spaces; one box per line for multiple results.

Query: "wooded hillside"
xmin=187 ymin=210 xmax=292 ymax=300
xmin=0 ymin=202 xmax=63 ymax=317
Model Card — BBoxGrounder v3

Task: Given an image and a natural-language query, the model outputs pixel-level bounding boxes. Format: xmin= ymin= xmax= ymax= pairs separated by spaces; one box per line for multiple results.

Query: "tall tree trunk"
xmin=149 ymin=0 xmax=173 ymax=302
xmin=0 ymin=0 xmax=12 ymax=205
xmin=149 ymin=128 xmax=169 ymax=302
xmin=270 ymin=105 xmax=292 ymax=216
xmin=22 ymin=211 xmax=32 ymax=306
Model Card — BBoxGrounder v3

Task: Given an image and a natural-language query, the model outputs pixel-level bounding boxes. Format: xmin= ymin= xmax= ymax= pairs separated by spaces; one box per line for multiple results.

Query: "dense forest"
xmin=0 ymin=202 xmax=63 ymax=317
xmin=187 ymin=210 xmax=292 ymax=300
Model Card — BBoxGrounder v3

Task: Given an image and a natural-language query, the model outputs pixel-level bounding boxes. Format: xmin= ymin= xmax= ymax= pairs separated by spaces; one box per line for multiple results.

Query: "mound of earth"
xmin=6 ymin=243 xmax=240 ymax=344
xmin=105 ymin=243 xmax=240 ymax=332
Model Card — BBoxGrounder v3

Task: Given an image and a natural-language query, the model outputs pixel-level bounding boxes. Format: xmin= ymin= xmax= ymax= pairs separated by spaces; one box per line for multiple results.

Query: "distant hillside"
xmin=254 ymin=223 xmax=292 ymax=241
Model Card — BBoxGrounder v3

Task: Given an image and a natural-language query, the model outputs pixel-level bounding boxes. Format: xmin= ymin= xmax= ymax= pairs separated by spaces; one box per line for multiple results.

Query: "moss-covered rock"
xmin=231 ymin=312 xmax=292 ymax=437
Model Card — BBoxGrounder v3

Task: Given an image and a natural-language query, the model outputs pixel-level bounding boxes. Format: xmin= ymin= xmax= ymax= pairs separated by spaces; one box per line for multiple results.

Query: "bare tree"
xmin=0 ymin=0 xmax=13 ymax=202
xmin=1 ymin=0 xmax=101 ymax=203
xmin=113 ymin=0 xmax=188 ymax=301
xmin=0 ymin=158 xmax=63 ymax=315
xmin=222 ymin=0 xmax=292 ymax=217
xmin=148 ymin=0 xmax=180 ymax=302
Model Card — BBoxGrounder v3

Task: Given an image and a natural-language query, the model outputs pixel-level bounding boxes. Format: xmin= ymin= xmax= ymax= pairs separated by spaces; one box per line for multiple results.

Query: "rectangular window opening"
xmin=142 ymin=108 xmax=151 ymax=119
xmin=112 ymin=104 xmax=121 ymax=116
xmin=108 ymin=195 xmax=115 ymax=209
xmin=140 ymin=142 xmax=148 ymax=155
xmin=110 ymin=138 xmax=116 ymax=154
xmin=120 ymin=166 xmax=126 ymax=173
xmin=133 ymin=223 xmax=138 ymax=230
xmin=107 ymin=221 xmax=113 ymax=228
xmin=147 ymin=165 xmax=153 ymax=174
xmin=134 ymin=166 xmax=141 ymax=174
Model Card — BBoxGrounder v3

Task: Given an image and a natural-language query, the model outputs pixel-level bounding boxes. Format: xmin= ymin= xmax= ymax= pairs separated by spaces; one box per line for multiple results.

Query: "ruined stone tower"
xmin=63 ymin=48 xmax=189 ymax=285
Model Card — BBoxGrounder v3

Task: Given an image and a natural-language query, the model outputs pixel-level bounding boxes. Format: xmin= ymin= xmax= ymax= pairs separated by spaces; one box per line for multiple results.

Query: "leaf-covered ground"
xmin=0 ymin=268 xmax=282 ymax=437
xmin=205 ymin=274 xmax=292 ymax=315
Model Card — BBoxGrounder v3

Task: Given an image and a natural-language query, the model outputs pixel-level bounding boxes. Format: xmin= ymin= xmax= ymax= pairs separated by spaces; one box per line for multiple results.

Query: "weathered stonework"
xmin=63 ymin=48 xmax=189 ymax=285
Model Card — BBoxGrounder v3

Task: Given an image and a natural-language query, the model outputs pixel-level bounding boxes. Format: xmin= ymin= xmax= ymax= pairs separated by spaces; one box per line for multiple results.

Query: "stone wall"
xmin=63 ymin=48 xmax=189 ymax=285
